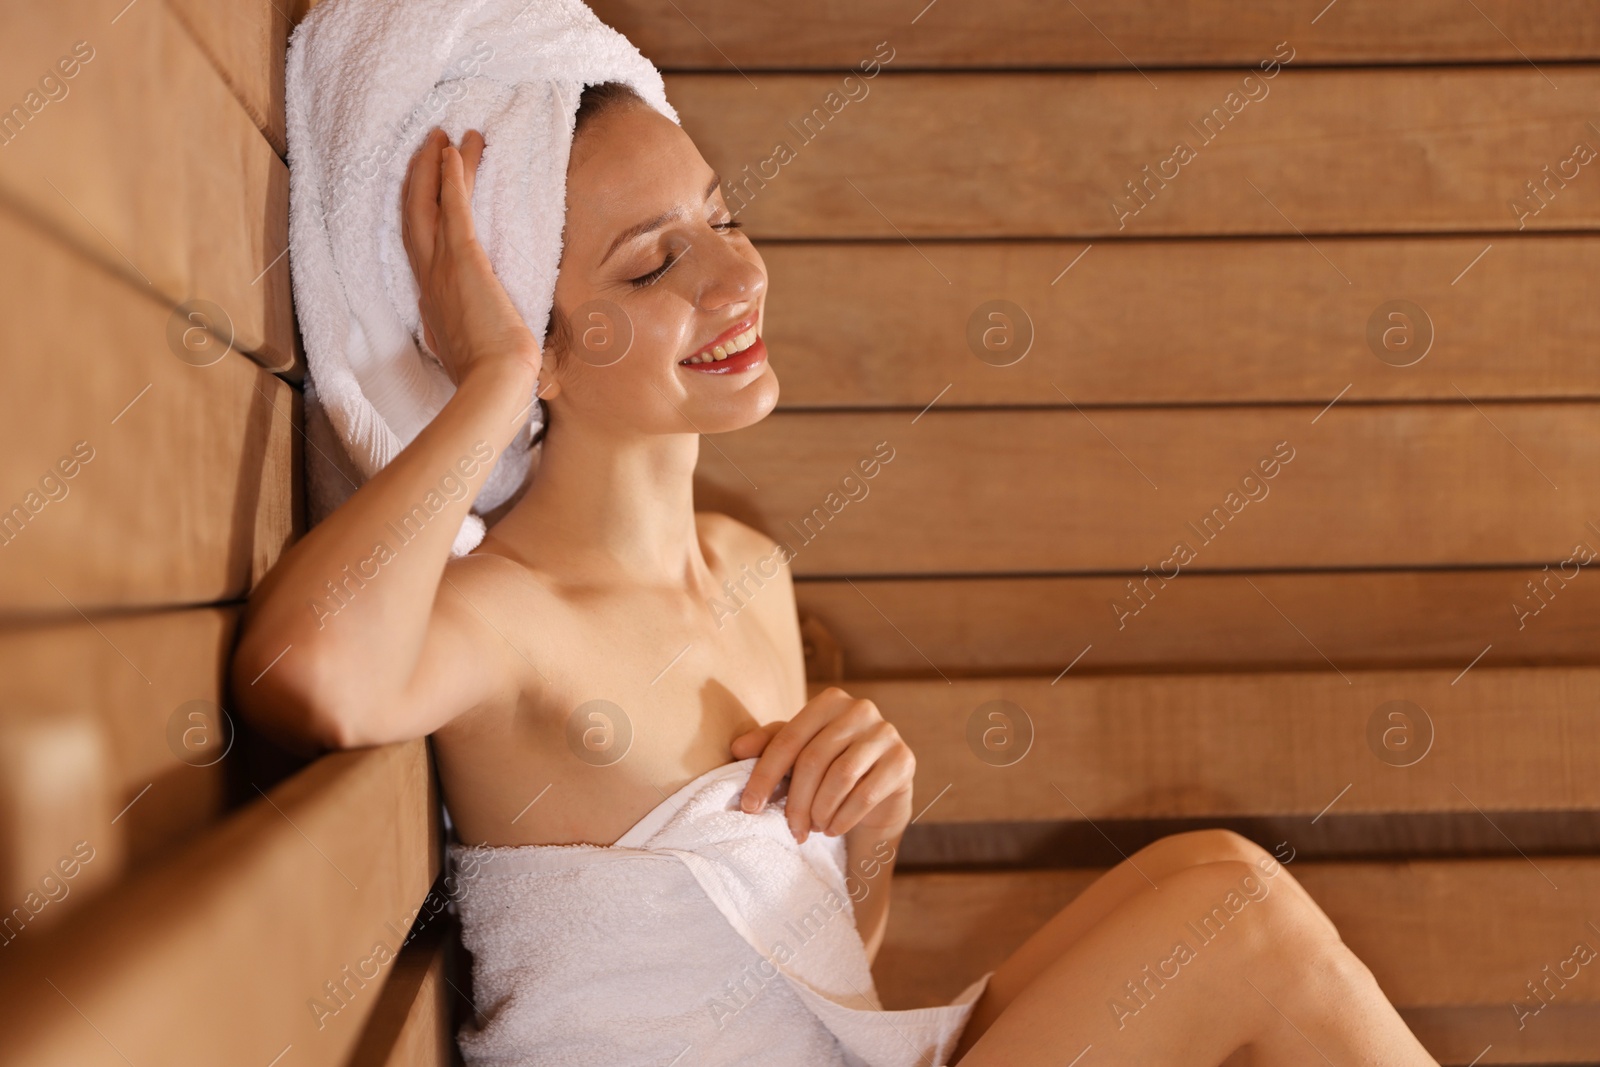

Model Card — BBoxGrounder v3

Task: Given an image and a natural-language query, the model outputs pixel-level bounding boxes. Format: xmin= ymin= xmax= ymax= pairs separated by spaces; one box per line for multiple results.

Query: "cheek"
xmin=742 ymin=239 xmax=767 ymax=274
xmin=744 ymin=244 xmax=769 ymax=303
xmin=629 ymin=290 xmax=698 ymax=362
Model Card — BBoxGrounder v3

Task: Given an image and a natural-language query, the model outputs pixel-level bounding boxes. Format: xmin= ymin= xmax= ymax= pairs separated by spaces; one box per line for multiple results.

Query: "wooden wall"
xmin=591 ymin=2 xmax=1600 ymax=1062
xmin=0 ymin=2 xmax=452 ymax=1064
xmin=1 ymin=1 xmax=1596 ymax=1065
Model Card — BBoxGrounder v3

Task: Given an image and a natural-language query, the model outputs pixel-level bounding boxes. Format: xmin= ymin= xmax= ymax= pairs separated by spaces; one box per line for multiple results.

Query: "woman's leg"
xmin=952 ymin=829 xmax=1332 ymax=1059
xmin=953 ymin=859 xmax=1436 ymax=1066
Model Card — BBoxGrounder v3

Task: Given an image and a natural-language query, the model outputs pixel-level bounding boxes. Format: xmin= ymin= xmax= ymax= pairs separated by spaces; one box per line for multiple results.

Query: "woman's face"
xmin=542 ymin=100 xmax=778 ymax=437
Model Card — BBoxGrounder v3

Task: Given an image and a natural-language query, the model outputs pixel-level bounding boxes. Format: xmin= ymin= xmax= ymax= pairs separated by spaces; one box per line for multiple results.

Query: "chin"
xmin=686 ymin=363 xmax=781 ymax=435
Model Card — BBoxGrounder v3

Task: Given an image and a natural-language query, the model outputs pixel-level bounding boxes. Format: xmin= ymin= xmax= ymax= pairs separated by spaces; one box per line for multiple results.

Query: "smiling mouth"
xmin=677 ymin=318 xmax=767 ymax=375
xmin=680 ymin=323 xmax=760 ymax=365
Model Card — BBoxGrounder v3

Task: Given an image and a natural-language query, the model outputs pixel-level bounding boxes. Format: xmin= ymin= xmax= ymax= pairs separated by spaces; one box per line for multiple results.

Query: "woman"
xmin=233 ymin=82 xmax=1438 ymax=1065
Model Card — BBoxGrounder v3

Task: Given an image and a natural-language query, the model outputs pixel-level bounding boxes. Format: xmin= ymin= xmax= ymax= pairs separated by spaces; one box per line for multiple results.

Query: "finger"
xmin=438 ymin=143 xmax=481 ymax=251
xmin=784 ymin=694 xmax=884 ymax=840
xmin=822 ymin=748 xmax=913 ymax=837
xmin=808 ymin=722 xmax=899 ymax=832
xmin=459 ymin=128 xmax=485 ymax=202
xmin=739 ymin=720 xmax=808 ymax=813
xmin=783 ymin=713 xmax=870 ymax=843
xmin=729 ymin=723 xmax=778 ymax=762
xmin=738 ymin=689 xmax=850 ymax=814
xmin=403 ymin=128 xmax=445 ymax=280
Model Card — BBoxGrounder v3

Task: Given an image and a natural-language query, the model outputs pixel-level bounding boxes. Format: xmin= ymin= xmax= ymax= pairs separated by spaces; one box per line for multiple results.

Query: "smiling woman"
xmin=225 ymin=1 xmax=1444 ymax=1065
xmin=5 ymin=0 xmax=1598 ymax=1064
xmin=540 ymin=87 xmax=777 ymax=413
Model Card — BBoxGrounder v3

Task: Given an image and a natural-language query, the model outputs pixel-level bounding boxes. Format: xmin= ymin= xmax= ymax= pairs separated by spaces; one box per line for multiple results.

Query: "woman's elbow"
xmin=229 ymin=634 xmax=361 ymax=755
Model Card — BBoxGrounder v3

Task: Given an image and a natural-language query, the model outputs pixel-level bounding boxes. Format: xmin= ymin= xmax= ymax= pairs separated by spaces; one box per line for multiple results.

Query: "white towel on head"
xmin=285 ymin=0 xmax=679 ymax=556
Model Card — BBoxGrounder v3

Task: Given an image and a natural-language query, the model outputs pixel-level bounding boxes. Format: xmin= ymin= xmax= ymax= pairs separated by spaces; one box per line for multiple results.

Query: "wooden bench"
xmin=0 ymin=2 xmax=1595 ymax=1064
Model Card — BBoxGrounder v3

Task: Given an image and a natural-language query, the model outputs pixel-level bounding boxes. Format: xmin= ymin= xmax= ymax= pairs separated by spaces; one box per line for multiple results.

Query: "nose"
xmin=694 ymin=231 xmax=766 ymax=313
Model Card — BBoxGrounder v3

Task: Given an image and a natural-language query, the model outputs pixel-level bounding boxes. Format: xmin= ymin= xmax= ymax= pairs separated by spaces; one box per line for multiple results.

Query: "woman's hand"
xmin=732 ymin=687 xmax=915 ymax=844
xmin=400 ymin=127 xmax=542 ymax=384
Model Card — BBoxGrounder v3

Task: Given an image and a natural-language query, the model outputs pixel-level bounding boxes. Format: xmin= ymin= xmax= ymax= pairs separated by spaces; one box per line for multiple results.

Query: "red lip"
xmin=678 ymin=316 xmax=764 ymax=375
xmin=680 ymin=336 xmax=767 ymax=375
xmin=680 ymin=317 xmax=757 ymax=364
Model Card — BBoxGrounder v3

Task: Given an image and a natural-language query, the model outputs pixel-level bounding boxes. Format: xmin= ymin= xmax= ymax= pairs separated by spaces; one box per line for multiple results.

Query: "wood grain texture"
xmin=758 ymin=236 xmax=1600 ymax=407
xmin=165 ymin=0 xmax=291 ymax=156
xmin=0 ymin=711 xmax=122 ymax=939
xmin=0 ymin=2 xmax=299 ymax=374
xmin=591 ymin=0 xmax=1600 ymax=68
xmin=694 ymin=406 xmax=1599 ymax=576
xmin=346 ymin=917 xmax=456 ymax=1067
xmin=668 ymin=67 xmax=1600 ymax=238
xmin=0 ymin=608 xmax=241 ymax=873
xmin=877 ymin=858 xmax=1600 ymax=1063
xmin=0 ymin=740 xmax=440 ymax=1067
xmin=0 ymin=207 xmax=301 ymax=612
xmin=847 ymin=668 xmax=1600 ymax=824
xmin=795 ymin=567 xmax=1600 ymax=677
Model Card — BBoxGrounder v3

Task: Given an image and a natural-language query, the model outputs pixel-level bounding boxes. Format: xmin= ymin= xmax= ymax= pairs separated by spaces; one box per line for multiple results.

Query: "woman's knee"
xmin=1131 ymin=832 xmax=1340 ymax=934
xmin=1254 ymin=904 xmax=1381 ymax=1019
xmin=1156 ymin=858 xmax=1335 ymax=966
xmin=1130 ymin=829 xmax=1278 ymax=881
xmin=1107 ymin=862 xmax=1380 ymax=1038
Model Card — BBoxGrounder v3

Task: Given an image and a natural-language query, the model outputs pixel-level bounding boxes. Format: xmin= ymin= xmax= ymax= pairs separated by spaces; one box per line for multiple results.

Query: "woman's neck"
xmin=495 ymin=413 xmax=709 ymax=589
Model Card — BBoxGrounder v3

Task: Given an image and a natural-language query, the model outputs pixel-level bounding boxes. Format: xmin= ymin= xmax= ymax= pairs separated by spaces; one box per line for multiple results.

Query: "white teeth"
xmin=683 ymin=326 xmax=758 ymax=365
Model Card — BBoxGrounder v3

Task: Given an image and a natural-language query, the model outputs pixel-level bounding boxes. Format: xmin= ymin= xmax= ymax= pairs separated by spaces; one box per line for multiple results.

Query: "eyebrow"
xmin=599 ymin=174 xmax=722 ymax=267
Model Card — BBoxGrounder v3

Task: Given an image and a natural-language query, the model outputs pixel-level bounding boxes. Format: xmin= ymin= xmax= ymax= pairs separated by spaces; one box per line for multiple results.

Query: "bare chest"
xmin=431 ymin=583 xmax=805 ymax=847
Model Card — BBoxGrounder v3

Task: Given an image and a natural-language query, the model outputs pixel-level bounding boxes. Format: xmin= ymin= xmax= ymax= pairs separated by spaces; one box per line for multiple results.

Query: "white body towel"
xmin=449 ymin=758 xmax=992 ymax=1066
xmin=285 ymin=0 xmax=679 ymax=556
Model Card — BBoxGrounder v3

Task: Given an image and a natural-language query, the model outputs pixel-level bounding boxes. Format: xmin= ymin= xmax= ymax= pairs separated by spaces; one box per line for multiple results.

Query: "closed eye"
xmin=627 ymin=219 xmax=744 ymax=288
xmin=629 ymin=255 xmax=676 ymax=288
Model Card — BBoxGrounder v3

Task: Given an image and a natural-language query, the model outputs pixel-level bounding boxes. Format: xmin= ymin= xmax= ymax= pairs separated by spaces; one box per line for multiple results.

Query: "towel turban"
xmin=286 ymin=0 xmax=679 ymax=556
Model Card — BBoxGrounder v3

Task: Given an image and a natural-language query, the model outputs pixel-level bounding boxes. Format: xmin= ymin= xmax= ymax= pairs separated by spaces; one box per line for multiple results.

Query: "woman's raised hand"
xmin=732 ymin=687 xmax=916 ymax=844
xmin=400 ymin=127 xmax=542 ymax=384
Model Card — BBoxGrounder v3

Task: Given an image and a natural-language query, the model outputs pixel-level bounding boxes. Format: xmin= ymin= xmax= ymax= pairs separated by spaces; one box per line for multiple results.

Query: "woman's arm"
xmin=844 ymin=822 xmax=903 ymax=965
xmin=231 ymin=360 xmax=535 ymax=752
xmin=232 ymin=128 xmax=542 ymax=754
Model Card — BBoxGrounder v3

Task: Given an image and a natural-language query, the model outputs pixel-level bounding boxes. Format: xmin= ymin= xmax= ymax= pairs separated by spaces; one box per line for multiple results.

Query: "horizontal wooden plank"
xmin=761 ymin=236 xmax=1600 ymax=407
xmin=796 ymin=567 xmax=1600 ymax=677
xmin=878 ymin=866 xmax=1089 ymax=1007
xmin=0 ymin=608 xmax=240 ymax=871
xmin=670 ymin=67 xmax=1600 ymax=238
xmin=0 ymin=740 xmax=440 ymax=1067
xmin=593 ymin=0 xmax=1600 ymax=68
xmin=853 ymin=669 xmax=1600 ymax=824
xmin=0 ymin=2 xmax=299 ymax=374
xmin=694 ymin=405 xmax=1600 ymax=575
xmin=878 ymin=858 xmax=1600 ymax=1063
xmin=0 ymin=207 xmax=301 ymax=612
xmin=166 ymin=0 xmax=291 ymax=156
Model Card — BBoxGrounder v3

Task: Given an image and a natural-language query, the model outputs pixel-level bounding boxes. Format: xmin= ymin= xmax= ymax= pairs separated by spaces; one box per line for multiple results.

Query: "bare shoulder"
xmin=695 ymin=511 xmax=793 ymax=580
xmin=696 ymin=511 xmax=799 ymax=627
xmin=444 ymin=540 xmax=554 ymax=605
xmin=434 ymin=539 xmax=570 ymax=674
xmin=696 ymin=511 xmax=805 ymax=696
